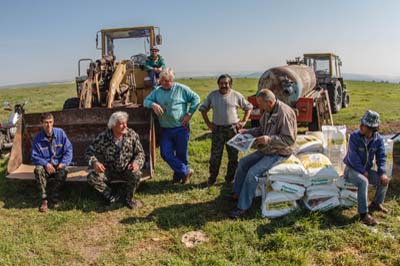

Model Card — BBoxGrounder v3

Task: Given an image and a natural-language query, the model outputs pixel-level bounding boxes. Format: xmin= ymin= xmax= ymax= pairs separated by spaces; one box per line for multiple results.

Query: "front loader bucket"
xmin=7 ymin=107 xmax=156 ymax=182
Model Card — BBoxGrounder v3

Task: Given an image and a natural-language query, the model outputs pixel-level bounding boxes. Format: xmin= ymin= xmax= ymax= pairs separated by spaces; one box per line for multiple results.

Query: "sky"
xmin=1 ymin=0 xmax=400 ymax=86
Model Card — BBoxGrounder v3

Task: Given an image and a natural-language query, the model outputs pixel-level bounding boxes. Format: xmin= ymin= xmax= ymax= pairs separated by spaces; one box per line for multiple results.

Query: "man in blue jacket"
xmin=31 ymin=113 xmax=73 ymax=212
xmin=343 ymin=110 xmax=389 ymax=226
xmin=144 ymin=67 xmax=200 ymax=184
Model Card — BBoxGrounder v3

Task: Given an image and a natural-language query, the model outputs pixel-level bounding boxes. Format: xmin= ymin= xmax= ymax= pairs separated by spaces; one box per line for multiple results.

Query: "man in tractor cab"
xmin=343 ymin=110 xmax=390 ymax=226
xmin=85 ymin=111 xmax=146 ymax=209
xmin=31 ymin=112 xmax=73 ymax=213
xmin=145 ymin=46 xmax=166 ymax=87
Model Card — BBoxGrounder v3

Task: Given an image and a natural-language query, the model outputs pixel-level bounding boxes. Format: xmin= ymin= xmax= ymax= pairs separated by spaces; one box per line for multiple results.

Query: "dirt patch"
xmin=61 ymin=212 xmax=123 ymax=264
xmin=126 ymin=236 xmax=170 ymax=261
xmin=346 ymin=121 xmax=400 ymax=134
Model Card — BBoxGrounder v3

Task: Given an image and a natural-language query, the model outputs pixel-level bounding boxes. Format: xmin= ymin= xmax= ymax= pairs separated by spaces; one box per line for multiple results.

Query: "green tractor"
xmin=303 ymin=53 xmax=349 ymax=113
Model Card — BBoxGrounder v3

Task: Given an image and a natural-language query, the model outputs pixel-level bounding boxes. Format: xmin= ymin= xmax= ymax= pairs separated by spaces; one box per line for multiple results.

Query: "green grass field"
xmin=0 ymin=79 xmax=400 ymax=265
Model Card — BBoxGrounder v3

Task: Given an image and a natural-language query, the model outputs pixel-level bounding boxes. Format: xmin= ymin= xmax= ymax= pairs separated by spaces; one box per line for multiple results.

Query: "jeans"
xmin=233 ymin=151 xmax=285 ymax=210
xmin=160 ymin=126 xmax=190 ymax=180
xmin=148 ymin=70 xmax=159 ymax=87
xmin=344 ymin=166 xmax=388 ymax=214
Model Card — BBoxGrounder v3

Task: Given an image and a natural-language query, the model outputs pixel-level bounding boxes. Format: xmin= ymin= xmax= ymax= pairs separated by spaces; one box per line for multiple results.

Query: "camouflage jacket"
xmin=85 ymin=128 xmax=145 ymax=172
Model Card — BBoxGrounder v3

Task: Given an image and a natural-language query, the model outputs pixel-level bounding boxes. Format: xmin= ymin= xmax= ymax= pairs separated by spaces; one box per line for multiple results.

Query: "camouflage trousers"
xmin=209 ymin=125 xmax=238 ymax=183
xmin=34 ymin=165 xmax=68 ymax=200
xmin=87 ymin=169 xmax=142 ymax=200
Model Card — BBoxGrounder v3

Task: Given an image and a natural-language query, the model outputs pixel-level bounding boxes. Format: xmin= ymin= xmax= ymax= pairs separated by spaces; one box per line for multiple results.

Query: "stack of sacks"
xmin=298 ymin=152 xmax=340 ymax=211
xmin=322 ymin=125 xmax=347 ymax=176
xmin=261 ymin=190 xmax=299 ymax=218
xmin=267 ymin=154 xmax=309 ymax=186
xmin=375 ymin=137 xmax=395 ymax=178
xmin=336 ymin=176 xmax=358 ymax=207
xmin=295 ymin=134 xmax=323 ymax=154
xmin=260 ymin=155 xmax=308 ymax=218
xmin=303 ymin=184 xmax=340 ymax=211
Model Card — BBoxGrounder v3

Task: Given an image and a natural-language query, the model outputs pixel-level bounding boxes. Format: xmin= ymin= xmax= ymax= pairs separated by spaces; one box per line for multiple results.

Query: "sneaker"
xmin=172 ymin=177 xmax=181 ymax=184
xmin=369 ymin=203 xmax=388 ymax=213
xmin=126 ymin=198 xmax=144 ymax=209
xmin=361 ymin=213 xmax=378 ymax=226
xmin=39 ymin=199 xmax=48 ymax=213
xmin=182 ymin=168 xmax=194 ymax=184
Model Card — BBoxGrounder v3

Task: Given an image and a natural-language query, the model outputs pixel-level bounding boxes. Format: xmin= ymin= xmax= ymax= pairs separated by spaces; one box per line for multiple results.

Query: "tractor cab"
xmin=303 ymin=53 xmax=349 ymax=113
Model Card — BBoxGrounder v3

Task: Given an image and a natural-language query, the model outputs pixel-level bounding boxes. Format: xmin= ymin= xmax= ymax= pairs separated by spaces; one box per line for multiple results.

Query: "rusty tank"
xmin=258 ymin=64 xmax=317 ymax=107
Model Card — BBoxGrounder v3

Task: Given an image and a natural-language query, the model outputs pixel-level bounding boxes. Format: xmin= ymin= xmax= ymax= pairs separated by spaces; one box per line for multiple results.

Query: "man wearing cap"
xmin=145 ymin=46 xmax=166 ymax=87
xmin=343 ymin=110 xmax=390 ymax=226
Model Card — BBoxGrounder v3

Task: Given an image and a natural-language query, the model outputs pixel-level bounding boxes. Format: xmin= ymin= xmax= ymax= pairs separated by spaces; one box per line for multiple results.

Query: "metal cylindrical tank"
xmin=258 ymin=64 xmax=316 ymax=107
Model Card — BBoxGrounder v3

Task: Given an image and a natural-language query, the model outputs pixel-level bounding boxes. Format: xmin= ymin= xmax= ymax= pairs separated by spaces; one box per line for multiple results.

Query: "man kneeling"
xmin=86 ymin=111 xmax=145 ymax=209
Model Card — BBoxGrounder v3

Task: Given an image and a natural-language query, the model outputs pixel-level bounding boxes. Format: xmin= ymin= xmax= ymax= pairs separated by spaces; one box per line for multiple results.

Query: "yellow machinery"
xmin=7 ymin=26 xmax=163 ymax=181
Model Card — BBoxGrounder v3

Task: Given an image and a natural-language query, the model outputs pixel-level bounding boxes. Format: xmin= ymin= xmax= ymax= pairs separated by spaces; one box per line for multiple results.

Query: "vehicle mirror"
xmin=156 ymin=34 xmax=163 ymax=45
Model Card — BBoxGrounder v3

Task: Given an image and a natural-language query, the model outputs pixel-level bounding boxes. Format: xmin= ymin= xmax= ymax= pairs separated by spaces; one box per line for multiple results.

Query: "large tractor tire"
xmin=342 ymin=91 xmax=350 ymax=108
xmin=328 ymin=84 xmax=342 ymax=114
xmin=63 ymin=97 xmax=80 ymax=110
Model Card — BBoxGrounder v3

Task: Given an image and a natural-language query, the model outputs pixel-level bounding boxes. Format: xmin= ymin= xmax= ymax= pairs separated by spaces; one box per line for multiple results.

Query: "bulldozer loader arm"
xmin=7 ymin=107 xmax=156 ymax=182
xmin=107 ymin=61 xmax=134 ymax=108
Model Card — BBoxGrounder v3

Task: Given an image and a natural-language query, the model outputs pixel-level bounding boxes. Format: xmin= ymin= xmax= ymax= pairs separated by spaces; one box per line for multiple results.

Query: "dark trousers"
xmin=34 ymin=165 xmax=68 ymax=200
xmin=87 ymin=169 xmax=141 ymax=199
xmin=209 ymin=125 xmax=238 ymax=182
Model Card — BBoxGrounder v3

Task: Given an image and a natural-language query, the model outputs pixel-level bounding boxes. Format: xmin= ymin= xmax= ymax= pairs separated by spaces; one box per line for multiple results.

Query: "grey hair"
xmin=159 ymin=67 xmax=175 ymax=81
xmin=257 ymin=88 xmax=276 ymax=102
xmin=107 ymin=111 xmax=129 ymax=129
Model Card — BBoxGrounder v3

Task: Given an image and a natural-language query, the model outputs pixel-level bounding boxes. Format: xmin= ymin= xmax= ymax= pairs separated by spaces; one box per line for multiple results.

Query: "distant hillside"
xmin=1 ymin=72 xmax=400 ymax=89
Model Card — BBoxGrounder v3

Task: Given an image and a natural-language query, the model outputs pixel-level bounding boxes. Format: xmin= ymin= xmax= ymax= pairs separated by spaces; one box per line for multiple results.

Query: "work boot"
xmin=39 ymin=199 xmax=48 ymax=213
xmin=103 ymin=190 xmax=119 ymax=206
xmin=126 ymin=198 xmax=144 ymax=209
xmin=361 ymin=213 xmax=378 ymax=226
xmin=369 ymin=203 xmax=388 ymax=213
xmin=182 ymin=168 xmax=193 ymax=184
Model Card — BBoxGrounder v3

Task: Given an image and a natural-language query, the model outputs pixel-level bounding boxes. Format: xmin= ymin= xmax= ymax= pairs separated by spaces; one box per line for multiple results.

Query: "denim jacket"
xmin=31 ymin=127 xmax=73 ymax=167
xmin=343 ymin=130 xmax=386 ymax=176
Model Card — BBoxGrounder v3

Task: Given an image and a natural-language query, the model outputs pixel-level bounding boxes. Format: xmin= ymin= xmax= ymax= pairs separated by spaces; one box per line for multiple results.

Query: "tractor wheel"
xmin=342 ymin=91 xmax=350 ymax=108
xmin=328 ymin=84 xmax=342 ymax=114
xmin=63 ymin=98 xmax=80 ymax=110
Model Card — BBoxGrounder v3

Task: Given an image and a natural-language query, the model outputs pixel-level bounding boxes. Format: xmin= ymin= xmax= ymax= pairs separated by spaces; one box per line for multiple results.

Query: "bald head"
xmin=256 ymin=88 xmax=277 ymax=113
xmin=257 ymin=89 xmax=276 ymax=102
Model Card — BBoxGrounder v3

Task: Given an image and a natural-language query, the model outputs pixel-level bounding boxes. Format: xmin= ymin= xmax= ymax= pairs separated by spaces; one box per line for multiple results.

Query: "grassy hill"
xmin=0 ymin=79 xmax=400 ymax=265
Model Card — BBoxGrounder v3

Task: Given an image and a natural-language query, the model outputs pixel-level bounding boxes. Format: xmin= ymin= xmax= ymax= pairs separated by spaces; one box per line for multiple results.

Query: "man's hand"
xmin=128 ymin=162 xmax=140 ymax=173
xmin=153 ymin=67 xmax=162 ymax=74
xmin=236 ymin=121 xmax=247 ymax=130
xmin=152 ymin=103 xmax=164 ymax=116
xmin=255 ymin=135 xmax=271 ymax=145
xmin=238 ymin=128 xmax=248 ymax=134
xmin=181 ymin=113 xmax=192 ymax=127
xmin=380 ymin=174 xmax=390 ymax=186
xmin=206 ymin=121 xmax=216 ymax=132
xmin=57 ymin=163 xmax=66 ymax=169
xmin=94 ymin=162 xmax=106 ymax=173
xmin=45 ymin=163 xmax=56 ymax=174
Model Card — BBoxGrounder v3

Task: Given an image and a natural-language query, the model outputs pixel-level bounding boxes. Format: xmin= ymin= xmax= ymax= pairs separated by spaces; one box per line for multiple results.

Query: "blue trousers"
xmin=233 ymin=151 xmax=285 ymax=210
xmin=344 ymin=166 xmax=388 ymax=214
xmin=148 ymin=70 xmax=159 ymax=87
xmin=160 ymin=126 xmax=190 ymax=180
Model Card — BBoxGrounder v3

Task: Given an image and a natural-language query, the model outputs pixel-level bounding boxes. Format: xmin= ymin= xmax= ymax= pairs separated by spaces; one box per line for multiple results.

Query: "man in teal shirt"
xmin=144 ymin=68 xmax=200 ymax=184
xmin=145 ymin=46 xmax=166 ymax=87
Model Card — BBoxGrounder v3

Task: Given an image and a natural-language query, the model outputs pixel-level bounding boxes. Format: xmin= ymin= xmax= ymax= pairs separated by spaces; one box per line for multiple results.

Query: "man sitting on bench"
xmin=85 ymin=111 xmax=145 ymax=209
xmin=31 ymin=112 xmax=73 ymax=212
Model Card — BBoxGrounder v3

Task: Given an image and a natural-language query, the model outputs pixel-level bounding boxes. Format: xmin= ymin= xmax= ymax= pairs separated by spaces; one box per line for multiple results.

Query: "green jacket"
xmin=145 ymin=55 xmax=166 ymax=71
